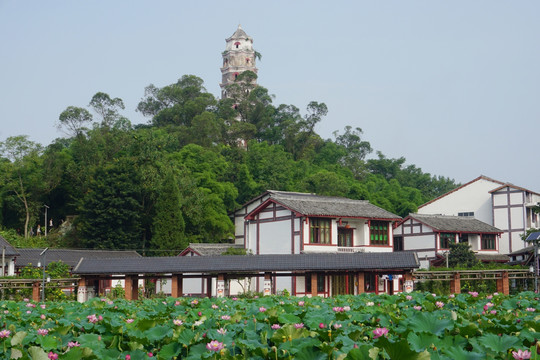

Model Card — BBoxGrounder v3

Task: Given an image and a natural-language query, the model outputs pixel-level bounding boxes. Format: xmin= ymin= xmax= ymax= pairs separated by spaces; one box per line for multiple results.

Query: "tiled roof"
xmin=0 ymin=235 xmax=19 ymax=257
xmin=251 ymin=191 xmax=401 ymax=220
xmin=227 ymin=25 xmax=250 ymax=41
xmin=73 ymin=252 xmax=419 ymax=275
xmin=406 ymin=214 xmax=502 ymax=233
xmin=475 ymin=253 xmax=509 ymax=262
xmin=16 ymin=248 xmax=141 ymax=268
xmin=182 ymin=243 xmax=244 ymax=256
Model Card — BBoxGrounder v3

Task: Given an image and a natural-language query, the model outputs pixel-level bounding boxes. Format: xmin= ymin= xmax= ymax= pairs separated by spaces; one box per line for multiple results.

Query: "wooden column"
xmin=496 ymin=271 xmax=509 ymax=295
xmin=311 ymin=273 xmax=318 ymax=297
xmin=32 ymin=282 xmax=40 ymax=302
xmin=357 ymin=272 xmax=365 ymax=294
xmin=125 ymin=275 xmax=139 ymax=300
xmin=171 ymin=274 xmax=183 ymax=298
xmin=206 ymin=277 xmax=212 ymax=298
xmin=449 ymin=272 xmax=461 ymax=294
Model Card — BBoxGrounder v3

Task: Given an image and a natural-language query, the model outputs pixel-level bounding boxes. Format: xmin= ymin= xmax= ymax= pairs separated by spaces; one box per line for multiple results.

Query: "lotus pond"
xmin=0 ymin=292 xmax=538 ymax=359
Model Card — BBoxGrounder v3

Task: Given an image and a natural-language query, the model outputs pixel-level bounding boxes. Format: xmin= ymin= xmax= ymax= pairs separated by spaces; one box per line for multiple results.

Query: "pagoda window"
xmin=246 ymin=58 xmax=250 ymax=64
xmin=234 ymin=72 xmax=239 ymax=80
xmin=234 ymin=41 xmax=241 ymax=48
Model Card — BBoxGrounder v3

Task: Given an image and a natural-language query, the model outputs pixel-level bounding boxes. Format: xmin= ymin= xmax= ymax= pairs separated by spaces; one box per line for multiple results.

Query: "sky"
xmin=1 ymin=1 xmax=539 ymax=191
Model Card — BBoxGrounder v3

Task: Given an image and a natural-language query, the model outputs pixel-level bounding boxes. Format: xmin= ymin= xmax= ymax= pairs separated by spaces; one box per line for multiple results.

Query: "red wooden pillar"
xmin=32 ymin=282 xmax=41 ymax=302
xmin=311 ymin=273 xmax=318 ymax=297
xmin=171 ymin=274 xmax=183 ymax=298
xmin=206 ymin=277 xmax=212 ymax=298
xmin=125 ymin=275 xmax=139 ymax=300
xmin=375 ymin=275 xmax=379 ymax=295
xmin=449 ymin=272 xmax=461 ymax=294
xmin=496 ymin=271 xmax=509 ymax=295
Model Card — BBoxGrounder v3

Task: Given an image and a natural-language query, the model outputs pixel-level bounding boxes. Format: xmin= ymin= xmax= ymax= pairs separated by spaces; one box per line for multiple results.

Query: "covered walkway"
xmin=73 ymin=252 xmax=420 ymax=301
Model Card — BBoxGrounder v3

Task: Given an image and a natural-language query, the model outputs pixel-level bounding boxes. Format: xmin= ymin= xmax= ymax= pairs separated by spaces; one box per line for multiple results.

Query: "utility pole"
xmin=40 ymin=248 xmax=49 ymax=302
xmin=44 ymin=205 xmax=49 ymax=237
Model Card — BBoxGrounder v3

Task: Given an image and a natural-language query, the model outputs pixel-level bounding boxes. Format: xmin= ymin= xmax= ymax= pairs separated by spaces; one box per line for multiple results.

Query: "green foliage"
xmin=448 ymin=242 xmax=479 ymax=268
xmin=221 ymin=247 xmax=247 ymax=255
xmin=151 ymin=170 xmax=186 ymax=255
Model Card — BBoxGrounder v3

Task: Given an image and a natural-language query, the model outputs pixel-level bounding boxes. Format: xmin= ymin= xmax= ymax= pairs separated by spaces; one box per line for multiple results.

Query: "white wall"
xmin=418 ymin=178 xmax=500 ymax=224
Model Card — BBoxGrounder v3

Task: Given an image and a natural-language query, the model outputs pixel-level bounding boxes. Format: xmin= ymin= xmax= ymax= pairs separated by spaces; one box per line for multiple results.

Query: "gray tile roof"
xmin=475 ymin=253 xmax=509 ymax=262
xmin=183 ymin=243 xmax=244 ymax=256
xmin=407 ymin=214 xmax=502 ymax=233
xmin=16 ymin=248 xmax=141 ymax=268
xmin=73 ymin=252 xmax=419 ymax=275
xmin=262 ymin=191 xmax=401 ymax=220
xmin=0 ymin=235 xmax=19 ymax=257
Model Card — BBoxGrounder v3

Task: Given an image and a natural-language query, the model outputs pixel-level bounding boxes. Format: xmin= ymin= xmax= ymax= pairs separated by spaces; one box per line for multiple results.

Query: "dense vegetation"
xmin=0 ymin=74 xmax=457 ymax=253
xmin=0 ymin=292 xmax=538 ymax=359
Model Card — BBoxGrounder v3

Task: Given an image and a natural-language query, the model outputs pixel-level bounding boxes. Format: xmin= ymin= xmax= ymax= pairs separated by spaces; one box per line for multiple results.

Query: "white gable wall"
xmin=418 ymin=178 xmax=500 ymax=224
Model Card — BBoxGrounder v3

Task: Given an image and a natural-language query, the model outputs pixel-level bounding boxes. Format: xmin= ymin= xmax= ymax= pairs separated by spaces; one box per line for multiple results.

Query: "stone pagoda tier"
xmin=220 ymin=25 xmax=258 ymax=99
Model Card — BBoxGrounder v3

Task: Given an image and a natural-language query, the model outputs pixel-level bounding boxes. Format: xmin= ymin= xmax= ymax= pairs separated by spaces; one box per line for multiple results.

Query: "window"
xmin=394 ymin=236 xmax=404 ymax=251
xmin=305 ymin=274 xmax=325 ymax=293
xmin=481 ymin=234 xmax=496 ymax=250
xmin=234 ymin=41 xmax=241 ymax=49
xmin=338 ymin=228 xmax=353 ymax=247
xmin=310 ymin=218 xmax=331 ymax=244
xmin=459 ymin=233 xmax=469 ymax=243
xmin=370 ymin=221 xmax=388 ymax=245
xmin=440 ymin=233 xmax=456 ymax=249
xmin=365 ymin=273 xmax=376 ymax=292
xmin=458 ymin=212 xmax=474 ymax=217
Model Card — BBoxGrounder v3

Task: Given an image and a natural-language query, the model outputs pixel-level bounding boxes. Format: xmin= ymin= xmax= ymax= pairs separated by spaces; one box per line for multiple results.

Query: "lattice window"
xmin=370 ymin=221 xmax=388 ymax=245
xmin=310 ymin=218 xmax=331 ymax=244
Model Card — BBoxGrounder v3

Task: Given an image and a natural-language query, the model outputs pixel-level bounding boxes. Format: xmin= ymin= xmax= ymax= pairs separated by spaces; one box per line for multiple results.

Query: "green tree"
xmin=77 ymin=159 xmax=143 ymax=250
xmin=448 ymin=242 xmax=479 ymax=268
xmin=151 ymin=170 xmax=186 ymax=255
xmin=57 ymin=106 xmax=93 ymax=138
xmin=0 ymin=136 xmax=44 ymax=238
xmin=89 ymin=92 xmax=128 ymax=128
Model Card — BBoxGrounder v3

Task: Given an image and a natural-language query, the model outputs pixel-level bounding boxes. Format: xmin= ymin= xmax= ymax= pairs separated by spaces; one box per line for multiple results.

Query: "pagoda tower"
xmin=220 ymin=25 xmax=258 ymax=99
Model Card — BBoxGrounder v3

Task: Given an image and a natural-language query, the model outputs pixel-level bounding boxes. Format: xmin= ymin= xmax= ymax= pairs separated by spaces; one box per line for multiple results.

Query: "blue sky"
xmin=1 ymin=1 xmax=539 ymax=191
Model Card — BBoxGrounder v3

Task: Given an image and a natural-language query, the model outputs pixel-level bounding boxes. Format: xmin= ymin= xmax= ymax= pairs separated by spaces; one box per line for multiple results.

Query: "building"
xmin=418 ymin=175 xmax=540 ymax=255
xmin=394 ymin=213 xmax=503 ymax=268
xmin=232 ymin=190 xmax=405 ymax=294
xmin=0 ymin=235 xmax=19 ymax=276
xmin=220 ymin=25 xmax=258 ymax=100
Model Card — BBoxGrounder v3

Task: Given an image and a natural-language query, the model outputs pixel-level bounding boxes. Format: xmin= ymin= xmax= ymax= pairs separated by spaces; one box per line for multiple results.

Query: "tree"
xmin=333 ymin=126 xmax=372 ymax=178
xmin=448 ymin=242 xmax=479 ymax=268
xmin=57 ymin=106 xmax=93 ymax=138
xmin=0 ymin=136 xmax=43 ymax=238
xmin=151 ymin=170 xmax=186 ymax=255
xmin=77 ymin=159 xmax=143 ymax=250
xmin=88 ymin=92 xmax=127 ymax=128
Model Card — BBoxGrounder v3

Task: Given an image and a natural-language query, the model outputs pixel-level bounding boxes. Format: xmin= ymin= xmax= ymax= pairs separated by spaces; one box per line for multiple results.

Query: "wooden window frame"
xmin=370 ymin=221 xmax=389 ymax=245
xmin=310 ymin=218 xmax=331 ymax=244
xmin=481 ymin=234 xmax=496 ymax=250
xmin=440 ymin=232 xmax=456 ymax=249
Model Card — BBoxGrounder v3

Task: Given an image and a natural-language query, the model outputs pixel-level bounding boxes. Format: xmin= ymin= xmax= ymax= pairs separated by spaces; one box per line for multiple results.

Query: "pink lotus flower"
xmin=40 ymin=304 xmax=46 ymax=309
xmin=48 ymin=352 xmax=58 ymax=360
xmin=271 ymin=324 xmax=281 ymax=330
xmin=26 ymin=303 xmax=36 ymax=308
xmin=126 ymin=318 xmax=134 ymax=323
xmin=436 ymin=301 xmax=444 ymax=308
xmin=0 ymin=330 xmax=11 ymax=338
xmin=67 ymin=341 xmax=80 ymax=348
xmin=333 ymin=323 xmax=342 ymax=329
xmin=333 ymin=306 xmax=344 ymax=312
xmin=406 ymin=295 xmax=413 ymax=300
xmin=206 ymin=340 xmax=225 ymax=352
xmin=212 ymin=304 xmax=219 ymax=309
xmin=87 ymin=314 xmax=100 ymax=323
xmin=221 ymin=315 xmax=231 ymax=320
xmin=298 ymin=301 xmax=305 ymax=306
xmin=343 ymin=306 xmax=350 ymax=311
xmin=197 ymin=311 xmax=202 ymax=317
xmin=217 ymin=328 xmax=227 ymax=335
xmin=490 ymin=310 xmax=497 ymax=315
xmin=148 ymin=353 xmax=153 ymax=357
xmin=413 ymin=306 xmax=422 ymax=311
xmin=525 ymin=308 xmax=536 ymax=312
xmin=319 ymin=323 xmax=326 ymax=329
xmin=512 ymin=349 xmax=532 ymax=360
xmin=468 ymin=291 xmax=479 ymax=297
xmin=126 ymin=355 xmax=131 ymax=360
xmin=37 ymin=328 xmax=48 ymax=336
xmin=259 ymin=307 xmax=266 ymax=312
xmin=294 ymin=323 xmax=304 ymax=329
xmin=173 ymin=319 xmax=183 ymax=326
xmin=373 ymin=327 xmax=388 ymax=339
xmin=41 ymin=314 xmax=46 ymax=320
xmin=191 ymin=299 xmax=199 ymax=306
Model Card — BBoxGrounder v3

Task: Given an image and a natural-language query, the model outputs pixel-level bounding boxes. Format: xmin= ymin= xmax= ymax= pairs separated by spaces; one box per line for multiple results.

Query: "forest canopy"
xmin=0 ymin=74 xmax=457 ymax=254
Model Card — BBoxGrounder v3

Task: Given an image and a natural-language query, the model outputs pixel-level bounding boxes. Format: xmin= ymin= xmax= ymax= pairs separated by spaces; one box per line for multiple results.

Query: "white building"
xmin=394 ymin=213 xmax=504 ymax=268
xmin=232 ymin=190 xmax=405 ymax=295
xmin=418 ymin=175 xmax=540 ymax=255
